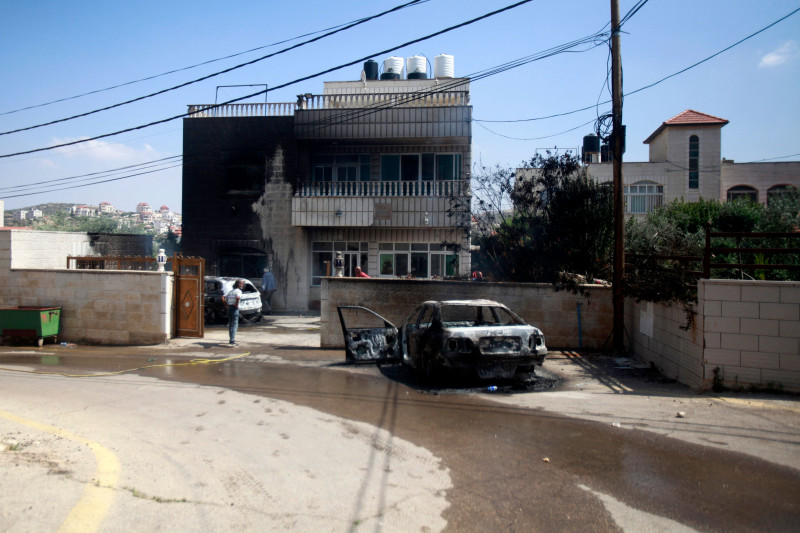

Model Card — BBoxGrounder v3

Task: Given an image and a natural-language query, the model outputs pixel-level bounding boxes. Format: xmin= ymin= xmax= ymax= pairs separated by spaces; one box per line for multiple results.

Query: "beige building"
xmin=585 ymin=109 xmax=800 ymax=214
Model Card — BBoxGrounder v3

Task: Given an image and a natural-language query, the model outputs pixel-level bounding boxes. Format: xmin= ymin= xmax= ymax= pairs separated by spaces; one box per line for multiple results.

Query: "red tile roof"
xmin=644 ymin=109 xmax=729 ymax=144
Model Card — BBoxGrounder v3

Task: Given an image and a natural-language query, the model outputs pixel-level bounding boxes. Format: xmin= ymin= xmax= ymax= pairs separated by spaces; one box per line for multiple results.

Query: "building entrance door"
xmin=173 ymin=255 xmax=205 ymax=338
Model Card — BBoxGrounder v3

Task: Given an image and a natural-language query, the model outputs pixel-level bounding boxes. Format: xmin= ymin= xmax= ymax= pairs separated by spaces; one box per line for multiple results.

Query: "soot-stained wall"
xmin=181 ymin=116 xmax=298 ymax=283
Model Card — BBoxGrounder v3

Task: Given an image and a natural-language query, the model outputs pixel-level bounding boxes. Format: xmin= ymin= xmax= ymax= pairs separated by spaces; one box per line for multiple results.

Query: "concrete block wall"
xmin=6 ymin=230 xmax=93 ymax=269
xmin=701 ymin=279 xmax=800 ymax=391
xmin=625 ymin=299 xmax=704 ymax=389
xmin=1 ymin=269 xmax=172 ymax=345
xmin=320 ymin=278 xmax=612 ymax=349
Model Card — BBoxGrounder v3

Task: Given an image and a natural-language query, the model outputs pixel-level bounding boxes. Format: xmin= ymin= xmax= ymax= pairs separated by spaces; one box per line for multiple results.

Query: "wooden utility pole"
xmin=611 ymin=0 xmax=625 ymax=352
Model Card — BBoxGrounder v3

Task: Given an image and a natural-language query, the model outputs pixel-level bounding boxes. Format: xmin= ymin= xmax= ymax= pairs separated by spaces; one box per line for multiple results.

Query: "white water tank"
xmin=406 ymin=55 xmax=427 ymax=79
xmin=434 ymin=54 xmax=454 ymax=78
xmin=381 ymin=56 xmax=404 ymax=79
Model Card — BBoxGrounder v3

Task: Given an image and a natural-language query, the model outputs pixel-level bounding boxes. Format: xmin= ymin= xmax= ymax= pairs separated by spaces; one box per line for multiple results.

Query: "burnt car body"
xmin=338 ymin=300 xmax=547 ymax=382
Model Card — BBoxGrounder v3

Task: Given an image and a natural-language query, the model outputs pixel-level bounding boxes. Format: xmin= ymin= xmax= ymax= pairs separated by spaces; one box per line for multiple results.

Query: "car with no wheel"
xmin=338 ymin=300 xmax=547 ymax=384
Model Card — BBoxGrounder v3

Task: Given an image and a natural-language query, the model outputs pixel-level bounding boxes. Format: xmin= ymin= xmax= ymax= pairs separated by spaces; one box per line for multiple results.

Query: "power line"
xmin=473 ymin=6 xmax=800 ymax=125
xmin=0 ymin=1 xmax=431 ymax=118
xmin=0 ymin=164 xmax=182 ymax=200
xmin=475 ymin=118 xmax=596 ymax=141
xmin=0 ymin=156 xmax=181 ymax=193
xmin=0 ymin=0 xmax=536 ymax=159
xmin=0 ymin=0 xmax=427 ymax=136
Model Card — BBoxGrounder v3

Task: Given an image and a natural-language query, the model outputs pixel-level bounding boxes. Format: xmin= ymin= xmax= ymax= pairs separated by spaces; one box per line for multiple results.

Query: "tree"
xmin=462 ymin=151 xmax=613 ymax=284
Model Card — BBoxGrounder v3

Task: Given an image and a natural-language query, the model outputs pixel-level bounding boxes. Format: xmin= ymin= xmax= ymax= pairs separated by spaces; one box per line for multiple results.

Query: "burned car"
xmin=204 ymin=276 xmax=262 ymax=324
xmin=338 ymin=300 xmax=547 ymax=383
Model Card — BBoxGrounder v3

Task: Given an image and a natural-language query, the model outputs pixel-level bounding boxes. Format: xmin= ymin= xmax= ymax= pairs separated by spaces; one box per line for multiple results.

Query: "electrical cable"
xmin=0 ymin=155 xmax=181 ymax=192
xmin=0 ymin=352 xmax=251 ymax=378
xmin=0 ymin=0 xmax=536 ymax=159
xmin=473 ymin=6 xmax=800 ymax=125
xmin=0 ymin=1 xmax=431 ymax=117
xmin=0 ymin=0 xmax=427 ymax=136
xmin=0 ymin=163 xmax=182 ymax=200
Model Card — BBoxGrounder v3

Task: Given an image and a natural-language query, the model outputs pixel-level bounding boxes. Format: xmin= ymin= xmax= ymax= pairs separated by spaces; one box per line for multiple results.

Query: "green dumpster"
xmin=0 ymin=306 xmax=61 ymax=347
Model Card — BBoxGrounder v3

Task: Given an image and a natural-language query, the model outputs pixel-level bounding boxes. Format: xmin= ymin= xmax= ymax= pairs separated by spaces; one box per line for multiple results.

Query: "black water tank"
xmin=380 ymin=72 xmax=400 ymax=80
xmin=583 ymin=134 xmax=600 ymax=153
xmin=363 ymin=60 xmax=378 ymax=81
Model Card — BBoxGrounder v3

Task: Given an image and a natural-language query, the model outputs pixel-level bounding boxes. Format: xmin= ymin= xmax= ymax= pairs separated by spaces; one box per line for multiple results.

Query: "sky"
xmin=1 ymin=0 xmax=798 ymax=213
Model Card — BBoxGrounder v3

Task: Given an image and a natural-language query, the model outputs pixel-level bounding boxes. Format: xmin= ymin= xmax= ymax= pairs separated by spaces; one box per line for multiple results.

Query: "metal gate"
xmin=173 ymin=254 xmax=205 ymax=338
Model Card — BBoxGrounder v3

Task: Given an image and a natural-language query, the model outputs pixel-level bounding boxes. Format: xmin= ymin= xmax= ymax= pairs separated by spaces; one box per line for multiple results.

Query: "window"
xmin=219 ymin=248 xmax=267 ymax=278
xmin=689 ymin=135 xmax=699 ymax=189
xmin=767 ymin=185 xmax=793 ymax=205
xmin=311 ymin=241 xmax=368 ymax=285
xmin=624 ymin=182 xmax=664 ymax=214
xmin=312 ymin=154 xmax=370 ymax=182
xmin=727 ymin=185 xmax=758 ymax=203
xmin=380 ymin=153 xmax=461 ymax=181
xmin=378 ymin=242 xmax=457 ymax=278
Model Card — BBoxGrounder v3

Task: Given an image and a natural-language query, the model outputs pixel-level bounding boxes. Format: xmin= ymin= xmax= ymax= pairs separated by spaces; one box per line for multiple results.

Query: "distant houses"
xmin=11 ymin=201 xmax=182 ymax=235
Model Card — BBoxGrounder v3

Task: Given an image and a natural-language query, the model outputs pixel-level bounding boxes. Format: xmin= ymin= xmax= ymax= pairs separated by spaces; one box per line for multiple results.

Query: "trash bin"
xmin=0 ymin=306 xmax=62 ymax=347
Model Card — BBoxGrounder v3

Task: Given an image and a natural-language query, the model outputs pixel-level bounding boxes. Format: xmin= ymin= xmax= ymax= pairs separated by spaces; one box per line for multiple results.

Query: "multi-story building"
xmin=182 ymin=56 xmax=472 ymax=311
xmin=584 ymin=109 xmax=800 ymax=214
xmin=99 ymin=201 xmax=116 ymax=214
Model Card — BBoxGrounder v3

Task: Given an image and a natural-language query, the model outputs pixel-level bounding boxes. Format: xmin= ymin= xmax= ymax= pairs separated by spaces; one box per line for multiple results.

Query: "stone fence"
xmin=320 ymin=277 xmax=612 ymax=350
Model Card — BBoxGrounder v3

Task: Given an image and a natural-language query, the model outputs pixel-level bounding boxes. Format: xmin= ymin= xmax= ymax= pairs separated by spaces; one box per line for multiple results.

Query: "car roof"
xmin=422 ymin=299 xmax=507 ymax=308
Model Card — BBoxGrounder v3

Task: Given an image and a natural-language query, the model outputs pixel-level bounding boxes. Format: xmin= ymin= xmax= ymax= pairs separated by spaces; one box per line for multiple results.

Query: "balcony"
xmin=295 ymin=180 xmax=467 ymax=198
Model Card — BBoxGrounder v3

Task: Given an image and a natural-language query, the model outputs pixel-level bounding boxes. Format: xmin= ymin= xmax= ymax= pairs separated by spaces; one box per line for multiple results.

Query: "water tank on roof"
xmin=363 ymin=59 xmax=379 ymax=81
xmin=380 ymin=56 xmax=403 ymax=80
xmin=434 ymin=54 xmax=454 ymax=78
xmin=582 ymin=134 xmax=601 ymax=163
xmin=406 ymin=55 xmax=427 ymax=79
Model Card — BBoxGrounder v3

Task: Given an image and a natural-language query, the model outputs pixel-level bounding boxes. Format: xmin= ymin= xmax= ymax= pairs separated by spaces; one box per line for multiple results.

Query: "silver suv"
xmin=204 ymin=276 xmax=263 ymax=324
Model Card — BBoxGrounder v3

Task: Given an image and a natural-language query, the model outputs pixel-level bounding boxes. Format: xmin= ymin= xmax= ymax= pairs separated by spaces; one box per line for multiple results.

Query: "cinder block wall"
xmin=701 ymin=279 xmax=800 ymax=391
xmin=1 ymin=269 xmax=172 ymax=345
xmin=626 ymin=280 xmax=800 ymax=392
xmin=320 ymin=278 xmax=612 ymax=349
xmin=8 ymin=230 xmax=93 ymax=269
xmin=625 ymin=299 xmax=704 ymax=389
xmin=0 ymin=230 xmax=172 ymax=345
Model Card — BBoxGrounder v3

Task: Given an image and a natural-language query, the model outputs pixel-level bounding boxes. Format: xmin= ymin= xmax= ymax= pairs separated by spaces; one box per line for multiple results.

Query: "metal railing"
xmin=295 ymin=180 xmax=467 ymax=198
xmin=187 ymin=91 xmax=470 ymax=118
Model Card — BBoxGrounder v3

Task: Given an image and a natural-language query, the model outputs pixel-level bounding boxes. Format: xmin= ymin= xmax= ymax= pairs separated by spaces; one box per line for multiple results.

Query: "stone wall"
xmin=320 ymin=277 xmax=612 ymax=349
xmin=0 ymin=230 xmax=172 ymax=345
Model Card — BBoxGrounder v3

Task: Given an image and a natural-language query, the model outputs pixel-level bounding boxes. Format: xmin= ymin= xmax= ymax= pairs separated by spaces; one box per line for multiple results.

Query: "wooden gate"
xmin=173 ymin=254 xmax=205 ymax=338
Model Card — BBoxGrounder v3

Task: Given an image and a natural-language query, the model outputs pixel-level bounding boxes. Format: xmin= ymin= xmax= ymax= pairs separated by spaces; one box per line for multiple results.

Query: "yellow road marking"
xmin=0 ymin=409 xmax=119 ymax=533
xmin=713 ymin=397 xmax=800 ymax=413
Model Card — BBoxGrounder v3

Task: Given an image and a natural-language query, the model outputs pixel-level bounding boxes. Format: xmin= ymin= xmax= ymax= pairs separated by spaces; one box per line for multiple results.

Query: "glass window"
xmin=727 ymin=186 xmax=758 ymax=202
xmin=311 ymin=241 xmax=367 ymax=285
xmin=436 ymin=154 xmax=455 ymax=180
xmin=395 ymin=253 xmax=409 ymax=276
xmin=689 ymin=135 xmax=699 ymax=189
xmin=421 ymin=154 xmax=435 ymax=180
xmin=401 ymin=155 xmax=420 ymax=181
xmin=410 ymin=252 xmax=428 ymax=278
xmin=624 ymin=182 xmax=664 ymax=214
xmin=767 ymin=185 xmax=792 ymax=205
xmin=219 ymin=248 xmax=267 ymax=278
xmin=313 ymin=154 xmax=369 ymax=182
xmin=380 ymin=253 xmax=394 ymax=275
xmin=381 ymin=155 xmax=400 ymax=181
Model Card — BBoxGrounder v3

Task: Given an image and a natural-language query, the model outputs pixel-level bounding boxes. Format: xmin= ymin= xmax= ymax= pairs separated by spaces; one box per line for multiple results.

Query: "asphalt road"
xmin=1 ymin=314 xmax=798 ymax=532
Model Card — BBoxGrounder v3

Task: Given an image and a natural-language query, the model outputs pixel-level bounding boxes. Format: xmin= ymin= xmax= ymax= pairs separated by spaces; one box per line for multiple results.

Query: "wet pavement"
xmin=1 ymin=313 xmax=799 ymax=531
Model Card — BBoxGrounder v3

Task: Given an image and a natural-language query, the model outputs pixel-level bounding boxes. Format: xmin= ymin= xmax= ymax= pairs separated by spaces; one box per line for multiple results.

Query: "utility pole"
xmin=610 ymin=0 xmax=625 ymax=352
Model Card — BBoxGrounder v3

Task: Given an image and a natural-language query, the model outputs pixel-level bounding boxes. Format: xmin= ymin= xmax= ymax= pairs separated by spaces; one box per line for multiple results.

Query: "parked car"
xmin=204 ymin=276 xmax=262 ymax=324
xmin=337 ymin=299 xmax=547 ymax=383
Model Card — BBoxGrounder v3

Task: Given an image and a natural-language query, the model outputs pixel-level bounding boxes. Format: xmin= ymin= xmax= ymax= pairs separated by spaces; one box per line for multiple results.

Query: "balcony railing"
xmin=295 ymin=180 xmax=467 ymax=197
xmin=187 ymin=91 xmax=470 ymax=118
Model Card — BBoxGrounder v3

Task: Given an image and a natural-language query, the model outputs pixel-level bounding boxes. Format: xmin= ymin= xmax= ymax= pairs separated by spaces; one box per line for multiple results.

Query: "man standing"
xmin=223 ymin=279 xmax=243 ymax=346
xmin=261 ymin=267 xmax=277 ymax=313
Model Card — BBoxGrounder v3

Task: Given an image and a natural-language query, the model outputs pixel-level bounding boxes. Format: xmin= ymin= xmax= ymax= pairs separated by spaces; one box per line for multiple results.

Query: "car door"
xmin=406 ymin=304 xmax=435 ymax=368
xmin=337 ymin=306 xmax=401 ymax=363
